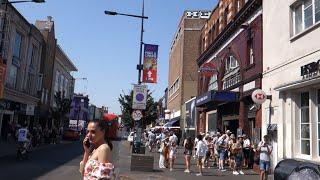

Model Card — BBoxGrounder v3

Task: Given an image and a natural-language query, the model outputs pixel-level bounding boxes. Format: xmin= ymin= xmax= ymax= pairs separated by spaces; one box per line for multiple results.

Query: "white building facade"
xmin=263 ymin=0 xmax=320 ymax=168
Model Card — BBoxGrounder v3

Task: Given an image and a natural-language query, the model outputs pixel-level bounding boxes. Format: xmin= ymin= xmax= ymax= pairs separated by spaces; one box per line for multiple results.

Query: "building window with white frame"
xmin=208 ymin=74 xmax=218 ymax=91
xmin=292 ymin=0 xmax=320 ymax=35
xmin=13 ymin=32 xmax=23 ymax=59
xmin=225 ymin=55 xmax=239 ymax=72
xmin=7 ymin=64 xmax=18 ymax=88
xmin=300 ymin=91 xmax=311 ymax=155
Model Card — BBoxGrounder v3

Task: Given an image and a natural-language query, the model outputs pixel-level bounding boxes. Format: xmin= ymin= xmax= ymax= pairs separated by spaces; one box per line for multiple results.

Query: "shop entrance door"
xmin=1 ymin=114 xmax=11 ymax=140
xmin=224 ymin=120 xmax=239 ymax=135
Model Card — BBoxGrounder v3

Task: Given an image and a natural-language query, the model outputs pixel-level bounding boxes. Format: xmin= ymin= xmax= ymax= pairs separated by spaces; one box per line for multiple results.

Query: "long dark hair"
xmin=89 ymin=120 xmax=113 ymax=151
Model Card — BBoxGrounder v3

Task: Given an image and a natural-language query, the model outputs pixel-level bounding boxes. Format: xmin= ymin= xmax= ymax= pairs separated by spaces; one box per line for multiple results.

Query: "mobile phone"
xmin=85 ymin=139 xmax=90 ymax=148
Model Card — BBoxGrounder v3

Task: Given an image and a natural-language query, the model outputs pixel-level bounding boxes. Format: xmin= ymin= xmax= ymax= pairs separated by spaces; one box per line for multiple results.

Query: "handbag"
xmin=254 ymin=153 xmax=260 ymax=165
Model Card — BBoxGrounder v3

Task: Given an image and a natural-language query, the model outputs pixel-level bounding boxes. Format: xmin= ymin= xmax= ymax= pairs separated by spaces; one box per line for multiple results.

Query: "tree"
xmin=118 ymin=90 xmax=158 ymax=128
xmin=50 ymin=91 xmax=72 ymax=128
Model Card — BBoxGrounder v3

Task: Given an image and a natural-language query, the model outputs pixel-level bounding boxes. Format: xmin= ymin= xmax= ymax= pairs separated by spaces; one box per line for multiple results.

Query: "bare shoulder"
xmin=98 ymin=144 xmax=111 ymax=152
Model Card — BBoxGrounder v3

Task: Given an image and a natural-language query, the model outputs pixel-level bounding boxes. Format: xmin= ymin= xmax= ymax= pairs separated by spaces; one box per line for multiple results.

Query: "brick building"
xmin=196 ymin=0 xmax=262 ymax=141
xmin=167 ymin=11 xmax=210 ymax=134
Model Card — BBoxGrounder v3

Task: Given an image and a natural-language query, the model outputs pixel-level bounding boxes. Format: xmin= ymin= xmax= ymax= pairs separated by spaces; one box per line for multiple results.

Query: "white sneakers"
xmin=233 ymin=170 xmax=245 ymax=175
xmin=184 ymin=169 xmax=190 ymax=173
xmin=196 ymin=173 xmax=203 ymax=176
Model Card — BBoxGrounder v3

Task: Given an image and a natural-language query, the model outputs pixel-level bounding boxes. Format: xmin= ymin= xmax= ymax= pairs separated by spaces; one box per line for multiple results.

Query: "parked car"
xmin=127 ymin=132 xmax=135 ymax=145
xmin=63 ymin=128 xmax=80 ymax=141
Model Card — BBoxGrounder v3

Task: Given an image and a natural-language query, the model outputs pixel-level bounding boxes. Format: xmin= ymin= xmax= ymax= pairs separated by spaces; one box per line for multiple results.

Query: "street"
xmin=0 ymin=139 xmax=267 ymax=180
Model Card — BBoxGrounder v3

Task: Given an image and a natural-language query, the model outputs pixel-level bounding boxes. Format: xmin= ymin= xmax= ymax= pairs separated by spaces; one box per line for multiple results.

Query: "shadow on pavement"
xmin=0 ymin=141 xmax=83 ymax=180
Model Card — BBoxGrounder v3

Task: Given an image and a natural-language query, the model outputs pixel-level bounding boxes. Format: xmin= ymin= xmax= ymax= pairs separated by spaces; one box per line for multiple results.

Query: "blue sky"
xmin=15 ymin=0 xmax=217 ymax=114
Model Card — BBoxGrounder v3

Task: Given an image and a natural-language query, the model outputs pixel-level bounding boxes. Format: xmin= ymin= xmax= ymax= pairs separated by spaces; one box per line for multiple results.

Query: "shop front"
xmin=195 ymin=90 xmax=238 ymax=134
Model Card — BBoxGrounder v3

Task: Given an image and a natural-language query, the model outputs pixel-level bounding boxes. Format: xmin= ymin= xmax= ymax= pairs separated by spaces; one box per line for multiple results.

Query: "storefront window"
xmin=300 ymin=92 xmax=310 ymax=155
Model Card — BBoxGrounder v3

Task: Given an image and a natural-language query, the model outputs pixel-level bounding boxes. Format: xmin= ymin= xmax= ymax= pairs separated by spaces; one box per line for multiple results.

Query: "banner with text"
xmin=142 ymin=44 xmax=158 ymax=83
xmin=132 ymin=84 xmax=148 ymax=110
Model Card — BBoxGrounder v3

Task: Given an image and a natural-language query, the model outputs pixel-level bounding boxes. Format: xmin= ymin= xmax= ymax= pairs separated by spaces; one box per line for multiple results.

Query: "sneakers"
xmin=239 ymin=170 xmax=245 ymax=175
xmin=196 ymin=173 xmax=203 ymax=176
xmin=184 ymin=169 xmax=190 ymax=173
xmin=170 ymin=168 xmax=173 ymax=171
xmin=221 ymin=169 xmax=227 ymax=172
xmin=233 ymin=171 xmax=239 ymax=175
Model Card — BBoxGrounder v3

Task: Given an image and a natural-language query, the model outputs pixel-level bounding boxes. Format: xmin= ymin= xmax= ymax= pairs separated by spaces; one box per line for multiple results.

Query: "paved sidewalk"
xmin=116 ymin=141 xmax=269 ymax=180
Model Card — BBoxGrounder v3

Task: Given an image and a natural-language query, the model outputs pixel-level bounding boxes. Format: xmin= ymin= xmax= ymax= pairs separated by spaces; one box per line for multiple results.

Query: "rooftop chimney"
xmin=47 ymin=16 xmax=52 ymax=22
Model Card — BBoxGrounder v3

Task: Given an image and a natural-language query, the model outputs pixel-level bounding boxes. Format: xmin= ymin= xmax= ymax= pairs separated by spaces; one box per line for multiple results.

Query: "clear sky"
xmin=15 ymin=0 xmax=218 ymax=114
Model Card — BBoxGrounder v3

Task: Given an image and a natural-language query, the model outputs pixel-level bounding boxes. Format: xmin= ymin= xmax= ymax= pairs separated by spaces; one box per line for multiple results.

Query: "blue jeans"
xmin=219 ymin=149 xmax=226 ymax=160
xmin=259 ymin=160 xmax=270 ymax=171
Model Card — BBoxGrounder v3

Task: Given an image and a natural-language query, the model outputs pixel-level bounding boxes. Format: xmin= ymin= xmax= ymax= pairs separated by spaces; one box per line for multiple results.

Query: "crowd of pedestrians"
xmin=144 ymin=128 xmax=272 ymax=179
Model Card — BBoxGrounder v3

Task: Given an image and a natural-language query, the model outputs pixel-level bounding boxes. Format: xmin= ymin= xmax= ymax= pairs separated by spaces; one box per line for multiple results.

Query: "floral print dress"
xmin=83 ymin=159 xmax=115 ymax=180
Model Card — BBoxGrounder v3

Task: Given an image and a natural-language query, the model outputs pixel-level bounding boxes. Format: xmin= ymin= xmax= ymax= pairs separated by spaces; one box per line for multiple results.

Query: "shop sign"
xmin=199 ymin=62 xmax=217 ymax=77
xmin=252 ymin=89 xmax=267 ymax=104
xmin=196 ymin=91 xmax=212 ymax=106
xmin=301 ymin=60 xmax=320 ymax=78
xmin=132 ymin=110 xmax=143 ymax=121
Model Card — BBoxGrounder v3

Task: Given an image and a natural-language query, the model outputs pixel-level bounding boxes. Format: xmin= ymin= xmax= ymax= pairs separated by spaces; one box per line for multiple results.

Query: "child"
xmin=169 ymin=142 xmax=178 ymax=171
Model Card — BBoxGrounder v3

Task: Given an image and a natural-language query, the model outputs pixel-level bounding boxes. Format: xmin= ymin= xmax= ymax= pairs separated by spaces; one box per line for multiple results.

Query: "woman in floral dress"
xmin=79 ymin=120 xmax=115 ymax=180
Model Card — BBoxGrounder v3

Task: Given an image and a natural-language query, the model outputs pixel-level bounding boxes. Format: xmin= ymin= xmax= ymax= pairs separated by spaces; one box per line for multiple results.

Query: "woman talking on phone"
xmin=79 ymin=120 xmax=114 ymax=179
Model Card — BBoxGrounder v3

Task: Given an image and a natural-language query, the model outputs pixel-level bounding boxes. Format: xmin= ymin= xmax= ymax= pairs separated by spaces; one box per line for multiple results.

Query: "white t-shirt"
xmin=243 ymin=138 xmax=251 ymax=148
xmin=258 ymin=141 xmax=272 ymax=162
xmin=169 ymin=134 xmax=178 ymax=144
xmin=18 ymin=128 xmax=28 ymax=142
xmin=196 ymin=140 xmax=208 ymax=157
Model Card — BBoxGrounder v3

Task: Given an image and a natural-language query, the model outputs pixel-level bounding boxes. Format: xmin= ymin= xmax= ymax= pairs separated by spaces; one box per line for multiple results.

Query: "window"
xmin=211 ymin=25 xmax=216 ymax=42
xmin=236 ymin=0 xmax=241 ymax=12
xmin=292 ymin=0 xmax=320 ymax=35
xmin=26 ymin=73 xmax=34 ymax=94
xmin=248 ymin=42 xmax=254 ymax=65
xmin=37 ymin=74 xmax=43 ymax=91
xmin=225 ymin=55 xmax=239 ymax=72
xmin=13 ymin=32 xmax=22 ymax=58
xmin=208 ymin=74 xmax=218 ymax=90
xmin=54 ymin=71 xmax=60 ymax=93
xmin=60 ymin=75 xmax=64 ymax=93
xmin=300 ymin=92 xmax=310 ymax=155
xmin=224 ymin=7 xmax=229 ymax=26
xmin=64 ymin=79 xmax=68 ymax=97
xmin=7 ymin=65 xmax=18 ymax=88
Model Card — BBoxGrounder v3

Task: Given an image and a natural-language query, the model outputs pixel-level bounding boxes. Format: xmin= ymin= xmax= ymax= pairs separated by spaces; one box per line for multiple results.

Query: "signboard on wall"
xmin=185 ymin=98 xmax=196 ymax=128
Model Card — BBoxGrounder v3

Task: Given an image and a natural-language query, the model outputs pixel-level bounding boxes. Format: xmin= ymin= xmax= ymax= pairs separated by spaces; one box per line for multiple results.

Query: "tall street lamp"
xmin=104 ymin=0 xmax=148 ymax=85
xmin=0 ymin=0 xmax=45 ymax=63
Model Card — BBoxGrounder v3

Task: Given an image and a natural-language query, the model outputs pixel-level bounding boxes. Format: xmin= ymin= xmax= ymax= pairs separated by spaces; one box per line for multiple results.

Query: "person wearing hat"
xmin=228 ymin=134 xmax=237 ymax=174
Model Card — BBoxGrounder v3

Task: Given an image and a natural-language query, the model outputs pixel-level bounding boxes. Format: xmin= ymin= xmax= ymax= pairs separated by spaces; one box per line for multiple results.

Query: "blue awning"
xmin=196 ymin=90 xmax=238 ymax=107
xmin=163 ymin=118 xmax=180 ymax=127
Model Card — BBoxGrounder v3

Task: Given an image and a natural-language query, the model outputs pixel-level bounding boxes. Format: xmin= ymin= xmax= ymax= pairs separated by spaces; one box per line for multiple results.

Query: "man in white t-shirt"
xmin=258 ymin=135 xmax=273 ymax=180
xmin=195 ymin=134 xmax=208 ymax=176
xmin=169 ymin=131 xmax=178 ymax=145
xmin=243 ymin=134 xmax=251 ymax=168
xmin=17 ymin=124 xmax=31 ymax=150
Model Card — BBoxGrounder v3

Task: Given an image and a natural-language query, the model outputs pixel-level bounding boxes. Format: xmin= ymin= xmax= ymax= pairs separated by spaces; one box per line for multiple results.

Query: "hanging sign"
xmin=132 ymin=84 xmax=147 ymax=110
xmin=252 ymin=89 xmax=267 ymax=104
xmin=142 ymin=44 xmax=158 ymax=83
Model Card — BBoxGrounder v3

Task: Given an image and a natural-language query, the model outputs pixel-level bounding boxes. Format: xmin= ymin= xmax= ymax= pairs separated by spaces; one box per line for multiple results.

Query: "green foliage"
xmin=118 ymin=90 xmax=158 ymax=128
xmin=50 ymin=91 xmax=72 ymax=127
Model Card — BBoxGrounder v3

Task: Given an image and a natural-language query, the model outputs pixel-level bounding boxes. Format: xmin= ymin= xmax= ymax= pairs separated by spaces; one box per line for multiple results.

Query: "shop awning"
xmin=163 ymin=117 xmax=180 ymax=127
xmin=274 ymin=76 xmax=320 ymax=91
xmin=196 ymin=90 xmax=238 ymax=107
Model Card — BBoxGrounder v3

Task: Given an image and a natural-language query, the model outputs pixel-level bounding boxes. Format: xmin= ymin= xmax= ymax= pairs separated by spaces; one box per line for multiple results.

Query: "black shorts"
xmin=184 ymin=149 xmax=192 ymax=155
xmin=243 ymin=148 xmax=250 ymax=159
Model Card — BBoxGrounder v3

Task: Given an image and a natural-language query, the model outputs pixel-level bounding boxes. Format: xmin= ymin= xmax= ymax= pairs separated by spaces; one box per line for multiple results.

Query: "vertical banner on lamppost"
xmin=142 ymin=44 xmax=158 ymax=83
xmin=132 ymin=84 xmax=148 ymax=110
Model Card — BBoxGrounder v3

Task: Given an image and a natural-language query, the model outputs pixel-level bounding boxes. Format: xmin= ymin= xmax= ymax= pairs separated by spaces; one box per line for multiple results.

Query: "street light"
xmin=104 ymin=0 xmax=148 ymax=85
xmin=0 ymin=0 xmax=45 ymax=63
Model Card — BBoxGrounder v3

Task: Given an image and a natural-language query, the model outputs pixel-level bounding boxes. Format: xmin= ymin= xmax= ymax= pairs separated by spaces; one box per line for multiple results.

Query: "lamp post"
xmin=104 ymin=0 xmax=148 ymax=85
xmin=0 ymin=0 xmax=45 ymax=63
xmin=105 ymin=0 xmax=148 ymax=154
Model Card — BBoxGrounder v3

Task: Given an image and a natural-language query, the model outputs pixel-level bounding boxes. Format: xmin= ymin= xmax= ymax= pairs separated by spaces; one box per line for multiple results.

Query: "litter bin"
xmin=274 ymin=159 xmax=320 ymax=180
xmin=274 ymin=159 xmax=301 ymax=180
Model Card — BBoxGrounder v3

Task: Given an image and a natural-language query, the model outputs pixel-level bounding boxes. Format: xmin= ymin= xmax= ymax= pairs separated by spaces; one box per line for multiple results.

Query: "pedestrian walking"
xmin=79 ymin=120 xmax=114 ymax=179
xmin=183 ymin=137 xmax=193 ymax=173
xmin=217 ymin=134 xmax=228 ymax=172
xmin=169 ymin=142 xmax=177 ymax=171
xmin=257 ymin=135 xmax=273 ymax=180
xmin=234 ymin=135 xmax=245 ymax=175
xmin=195 ymin=134 xmax=207 ymax=176
xmin=243 ymin=134 xmax=251 ymax=168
